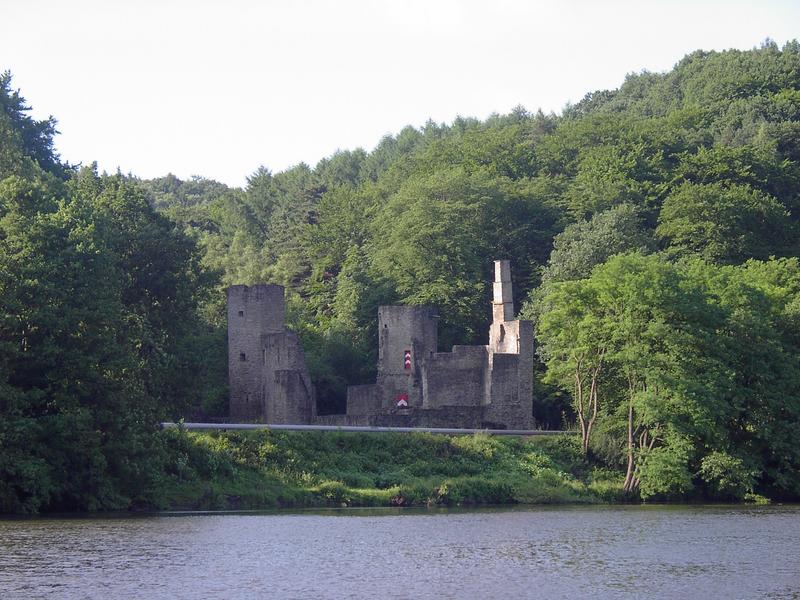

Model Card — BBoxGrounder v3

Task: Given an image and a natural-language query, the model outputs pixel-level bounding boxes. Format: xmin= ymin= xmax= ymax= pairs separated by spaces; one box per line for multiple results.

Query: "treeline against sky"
xmin=1 ymin=40 xmax=799 ymax=511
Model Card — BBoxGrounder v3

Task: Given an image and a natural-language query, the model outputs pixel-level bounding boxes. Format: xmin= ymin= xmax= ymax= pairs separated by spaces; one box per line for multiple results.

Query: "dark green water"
xmin=1 ymin=505 xmax=798 ymax=599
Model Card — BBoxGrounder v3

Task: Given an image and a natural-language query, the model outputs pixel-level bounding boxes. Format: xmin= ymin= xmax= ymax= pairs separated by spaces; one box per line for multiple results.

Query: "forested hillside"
xmin=1 ymin=40 xmax=799 ymax=512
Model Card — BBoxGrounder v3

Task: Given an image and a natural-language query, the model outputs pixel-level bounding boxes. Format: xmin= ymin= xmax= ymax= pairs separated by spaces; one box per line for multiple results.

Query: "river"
xmin=1 ymin=505 xmax=798 ymax=599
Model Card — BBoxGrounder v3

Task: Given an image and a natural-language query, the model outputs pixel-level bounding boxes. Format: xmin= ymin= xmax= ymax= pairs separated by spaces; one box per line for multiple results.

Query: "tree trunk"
xmin=584 ymin=364 xmax=602 ymax=455
xmin=623 ymin=398 xmax=637 ymax=493
xmin=574 ymin=363 xmax=589 ymax=455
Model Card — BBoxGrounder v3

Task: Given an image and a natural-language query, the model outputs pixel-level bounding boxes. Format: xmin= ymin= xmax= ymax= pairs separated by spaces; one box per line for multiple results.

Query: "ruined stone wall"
xmin=227 ymin=284 xmax=285 ymax=421
xmin=346 ymin=384 xmax=381 ymax=416
xmin=268 ymin=370 xmax=314 ymax=424
xmin=313 ymin=413 xmax=374 ymax=427
xmin=489 ymin=319 xmax=521 ymax=354
xmin=485 ymin=319 xmax=534 ymax=428
xmin=262 ymin=331 xmax=315 ymax=424
xmin=515 ymin=319 xmax=535 ymax=429
xmin=482 ymin=353 xmax=522 ymax=428
xmin=370 ymin=406 xmax=486 ymax=428
xmin=421 ymin=345 xmax=487 ymax=408
xmin=315 ymin=406 xmax=486 ymax=429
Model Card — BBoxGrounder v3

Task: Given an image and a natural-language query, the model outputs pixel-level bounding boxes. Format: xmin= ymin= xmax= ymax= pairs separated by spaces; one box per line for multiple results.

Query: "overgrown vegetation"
xmin=147 ymin=430 xmax=619 ymax=510
xmin=2 ymin=41 xmax=800 ymax=512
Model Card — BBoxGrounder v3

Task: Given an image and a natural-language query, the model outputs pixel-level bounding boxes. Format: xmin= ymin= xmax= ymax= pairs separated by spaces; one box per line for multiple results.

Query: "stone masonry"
xmin=227 ymin=260 xmax=534 ymax=429
xmin=227 ymin=284 xmax=315 ymax=423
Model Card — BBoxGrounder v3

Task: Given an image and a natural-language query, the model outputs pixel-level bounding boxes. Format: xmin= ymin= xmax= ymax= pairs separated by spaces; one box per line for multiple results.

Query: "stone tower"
xmin=227 ymin=284 xmax=315 ymax=423
xmin=227 ymin=284 xmax=285 ymax=421
xmin=376 ymin=305 xmax=438 ymax=409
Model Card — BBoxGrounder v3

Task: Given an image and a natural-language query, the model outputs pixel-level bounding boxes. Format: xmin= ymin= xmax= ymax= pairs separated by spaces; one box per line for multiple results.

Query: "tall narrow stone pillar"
xmin=492 ymin=259 xmax=514 ymax=323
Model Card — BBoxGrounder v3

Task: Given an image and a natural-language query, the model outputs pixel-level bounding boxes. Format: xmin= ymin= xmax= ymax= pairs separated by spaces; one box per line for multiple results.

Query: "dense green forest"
xmin=1 ymin=40 xmax=799 ymax=512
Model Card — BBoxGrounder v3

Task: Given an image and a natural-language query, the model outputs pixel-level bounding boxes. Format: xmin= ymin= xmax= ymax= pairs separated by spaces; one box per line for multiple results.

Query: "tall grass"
xmin=147 ymin=429 xmax=619 ymax=510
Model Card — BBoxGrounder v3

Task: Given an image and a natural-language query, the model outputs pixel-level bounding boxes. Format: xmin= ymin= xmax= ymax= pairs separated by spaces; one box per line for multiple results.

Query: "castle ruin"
xmin=227 ymin=284 xmax=316 ymax=423
xmin=227 ymin=260 xmax=533 ymax=429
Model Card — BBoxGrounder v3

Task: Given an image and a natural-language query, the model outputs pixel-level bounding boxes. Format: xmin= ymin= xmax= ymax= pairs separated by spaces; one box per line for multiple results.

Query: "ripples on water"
xmin=1 ymin=505 xmax=798 ymax=599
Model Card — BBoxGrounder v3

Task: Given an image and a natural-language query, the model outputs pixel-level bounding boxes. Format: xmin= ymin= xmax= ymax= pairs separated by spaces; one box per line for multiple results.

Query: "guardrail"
xmin=161 ymin=422 xmax=576 ymax=436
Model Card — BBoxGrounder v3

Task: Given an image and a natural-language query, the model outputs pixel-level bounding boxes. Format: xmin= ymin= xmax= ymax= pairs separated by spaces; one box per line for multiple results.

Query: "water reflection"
xmin=0 ymin=505 xmax=798 ymax=599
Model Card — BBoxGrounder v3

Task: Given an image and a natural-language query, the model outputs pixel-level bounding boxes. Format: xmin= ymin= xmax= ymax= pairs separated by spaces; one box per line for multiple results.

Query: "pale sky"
xmin=3 ymin=0 xmax=798 ymax=187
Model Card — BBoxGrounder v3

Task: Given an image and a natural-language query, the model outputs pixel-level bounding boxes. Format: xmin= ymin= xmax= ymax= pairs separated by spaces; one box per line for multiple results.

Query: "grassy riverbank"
xmin=144 ymin=429 xmax=624 ymax=511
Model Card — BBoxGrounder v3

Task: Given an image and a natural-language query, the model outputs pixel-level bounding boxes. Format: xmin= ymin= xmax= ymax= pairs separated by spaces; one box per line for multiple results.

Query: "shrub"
xmin=699 ymin=452 xmax=757 ymax=500
xmin=315 ymin=480 xmax=351 ymax=504
xmin=435 ymin=477 xmax=516 ymax=505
